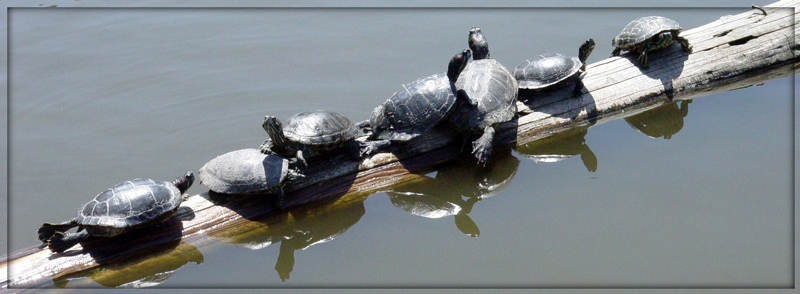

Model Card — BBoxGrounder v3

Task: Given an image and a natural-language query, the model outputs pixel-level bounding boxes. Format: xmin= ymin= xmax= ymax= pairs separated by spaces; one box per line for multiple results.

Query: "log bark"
xmin=3 ymin=1 xmax=798 ymax=289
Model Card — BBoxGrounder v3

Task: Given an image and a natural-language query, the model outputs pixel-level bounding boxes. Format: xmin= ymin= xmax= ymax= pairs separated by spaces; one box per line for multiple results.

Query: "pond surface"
xmin=4 ymin=1 xmax=794 ymax=290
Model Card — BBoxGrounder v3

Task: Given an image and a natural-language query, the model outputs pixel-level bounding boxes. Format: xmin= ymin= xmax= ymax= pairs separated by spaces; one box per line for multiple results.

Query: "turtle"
xmin=357 ymin=49 xmax=472 ymax=154
xmin=199 ymin=148 xmax=304 ymax=208
xmin=514 ymin=38 xmax=596 ymax=98
xmin=37 ymin=171 xmax=195 ymax=253
xmin=611 ymin=16 xmax=692 ymax=69
xmin=450 ymin=27 xmax=518 ymax=164
xmin=260 ymin=110 xmax=360 ymax=168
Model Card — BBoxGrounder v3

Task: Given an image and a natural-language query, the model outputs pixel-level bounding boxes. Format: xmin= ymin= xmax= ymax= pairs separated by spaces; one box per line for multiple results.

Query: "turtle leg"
xmin=637 ymin=48 xmax=650 ymax=70
xmin=578 ymin=38 xmax=595 ymax=70
xmin=274 ymin=186 xmax=286 ymax=210
xmin=356 ymin=139 xmax=391 ymax=157
xmin=675 ymin=32 xmax=692 ymax=52
xmin=285 ymin=168 xmax=305 ymax=183
xmin=47 ymin=230 xmax=90 ymax=253
xmin=38 ymin=220 xmax=78 ymax=243
xmin=295 ymin=150 xmax=308 ymax=170
xmin=471 ymin=126 xmax=496 ymax=164
xmin=259 ymin=138 xmax=275 ymax=154
xmin=572 ymin=75 xmax=585 ymax=97
xmin=611 ymin=47 xmax=622 ymax=57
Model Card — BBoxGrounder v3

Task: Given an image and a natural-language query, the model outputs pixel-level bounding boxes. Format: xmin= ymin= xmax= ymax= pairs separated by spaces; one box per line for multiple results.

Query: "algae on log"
xmin=2 ymin=1 xmax=799 ymax=289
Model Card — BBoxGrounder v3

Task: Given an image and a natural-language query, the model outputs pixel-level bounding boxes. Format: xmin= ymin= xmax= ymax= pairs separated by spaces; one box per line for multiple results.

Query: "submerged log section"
xmin=3 ymin=1 xmax=799 ymax=288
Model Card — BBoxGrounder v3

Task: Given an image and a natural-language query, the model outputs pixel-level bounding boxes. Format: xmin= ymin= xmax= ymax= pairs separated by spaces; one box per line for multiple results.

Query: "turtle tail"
xmin=47 ymin=230 xmax=90 ymax=253
xmin=37 ymin=220 xmax=77 ymax=243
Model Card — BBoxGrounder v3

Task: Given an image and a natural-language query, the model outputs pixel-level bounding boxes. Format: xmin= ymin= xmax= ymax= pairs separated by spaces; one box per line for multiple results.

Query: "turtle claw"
xmin=286 ymin=169 xmax=305 ymax=182
xmin=295 ymin=151 xmax=308 ymax=170
xmin=471 ymin=126 xmax=495 ymax=164
xmin=259 ymin=139 xmax=275 ymax=155
xmin=359 ymin=144 xmax=375 ymax=158
xmin=47 ymin=231 xmax=87 ymax=253
xmin=679 ymin=37 xmax=693 ymax=53
xmin=472 ymin=139 xmax=492 ymax=164
xmin=288 ymin=156 xmax=307 ymax=171
xmin=358 ymin=140 xmax=391 ymax=157
xmin=638 ymin=51 xmax=650 ymax=70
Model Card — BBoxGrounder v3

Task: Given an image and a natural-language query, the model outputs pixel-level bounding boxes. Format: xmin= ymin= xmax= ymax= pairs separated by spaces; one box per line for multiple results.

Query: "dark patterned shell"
xmin=283 ymin=110 xmax=358 ymax=148
xmin=370 ymin=72 xmax=457 ymax=141
xmin=451 ymin=59 xmax=518 ymax=131
xmin=514 ymin=53 xmax=582 ymax=89
xmin=199 ymin=148 xmax=289 ymax=194
xmin=75 ymin=178 xmax=182 ymax=229
xmin=612 ymin=16 xmax=682 ymax=50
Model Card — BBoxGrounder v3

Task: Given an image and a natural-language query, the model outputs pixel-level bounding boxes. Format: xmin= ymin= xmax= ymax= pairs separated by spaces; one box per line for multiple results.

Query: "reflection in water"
xmin=208 ymin=197 xmax=366 ymax=282
xmin=625 ymin=100 xmax=692 ymax=139
xmin=385 ymin=149 xmax=520 ymax=237
xmin=52 ymin=240 xmax=203 ymax=288
xmin=514 ymin=128 xmax=598 ymax=172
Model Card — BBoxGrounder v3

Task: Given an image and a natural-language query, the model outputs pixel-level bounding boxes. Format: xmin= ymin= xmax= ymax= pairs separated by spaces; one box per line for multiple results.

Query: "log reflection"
xmin=51 ymin=236 xmax=203 ymax=288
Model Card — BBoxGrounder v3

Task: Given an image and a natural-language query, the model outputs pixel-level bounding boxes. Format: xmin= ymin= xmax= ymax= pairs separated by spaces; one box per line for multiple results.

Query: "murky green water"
xmin=4 ymin=2 xmax=794 ymax=289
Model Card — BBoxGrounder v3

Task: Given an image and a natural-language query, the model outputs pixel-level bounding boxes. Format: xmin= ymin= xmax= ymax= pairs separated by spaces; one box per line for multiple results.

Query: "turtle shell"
xmin=199 ymin=148 xmax=290 ymax=194
xmin=283 ymin=110 xmax=358 ymax=149
xmin=74 ymin=178 xmax=183 ymax=236
xmin=612 ymin=16 xmax=683 ymax=50
xmin=369 ymin=72 xmax=457 ymax=142
xmin=450 ymin=59 xmax=518 ymax=132
xmin=514 ymin=53 xmax=582 ymax=90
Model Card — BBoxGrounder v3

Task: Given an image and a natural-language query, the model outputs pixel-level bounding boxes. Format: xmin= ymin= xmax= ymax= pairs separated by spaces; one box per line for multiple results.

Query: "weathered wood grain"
xmin=3 ymin=1 xmax=799 ymax=289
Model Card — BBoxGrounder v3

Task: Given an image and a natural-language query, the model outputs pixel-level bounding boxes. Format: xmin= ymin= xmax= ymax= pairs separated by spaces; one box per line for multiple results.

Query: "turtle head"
xmin=174 ymin=171 xmax=195 ymax=194
xmin=447 ymin=48 xmax=471 ymax=83
xmin=262 ymin=116 xmax=282 ymax=133
xmin=468 ymin=27 xmax=489 ymax=60
xmin=262 ymin=115 xmax=292 ymax=154
xmin=262 ymin=115 xmax=285 ymax=141
xmin=368 ymin=103 xmax=394 ymax=138
xmin=578 ymin=38 xmax=596 ymax=65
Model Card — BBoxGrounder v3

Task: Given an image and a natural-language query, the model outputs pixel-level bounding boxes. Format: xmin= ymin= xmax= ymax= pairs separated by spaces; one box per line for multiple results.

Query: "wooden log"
xmin=3 ymin=1 xmax=799 ymax=289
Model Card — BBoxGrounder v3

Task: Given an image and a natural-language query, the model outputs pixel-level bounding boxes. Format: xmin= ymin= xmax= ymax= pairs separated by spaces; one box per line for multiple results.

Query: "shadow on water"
xmin=624 ymin=99 xmax=692 ymax=139
xmin=50 ymin=214 xmax=204 ymax=288
xmin=384 ymin=147 xmax=520 ymax=237
xmin=205 ymin=195 xmax=366 ymax=282
xmin=514 ymin=127 xmax=597 ymax=173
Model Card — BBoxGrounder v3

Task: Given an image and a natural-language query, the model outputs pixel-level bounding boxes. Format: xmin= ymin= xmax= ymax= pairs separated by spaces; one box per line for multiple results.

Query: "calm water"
xmin=5 ymin=2 xmax=794 ymax=289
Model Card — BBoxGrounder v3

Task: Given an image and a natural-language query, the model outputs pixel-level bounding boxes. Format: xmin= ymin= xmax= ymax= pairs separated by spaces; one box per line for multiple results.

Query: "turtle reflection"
xmin=207 ymin=197 xmax=365 ymax=282
xmin=51 ymin=240 xmax=203 ymax=288
xmin=385 ymin=149 xmax=519 ymax=237
xmin=625 ymin=100 xmax=691 ymax=139
xmin=515 ymin=128 xmax=597 ymax=173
